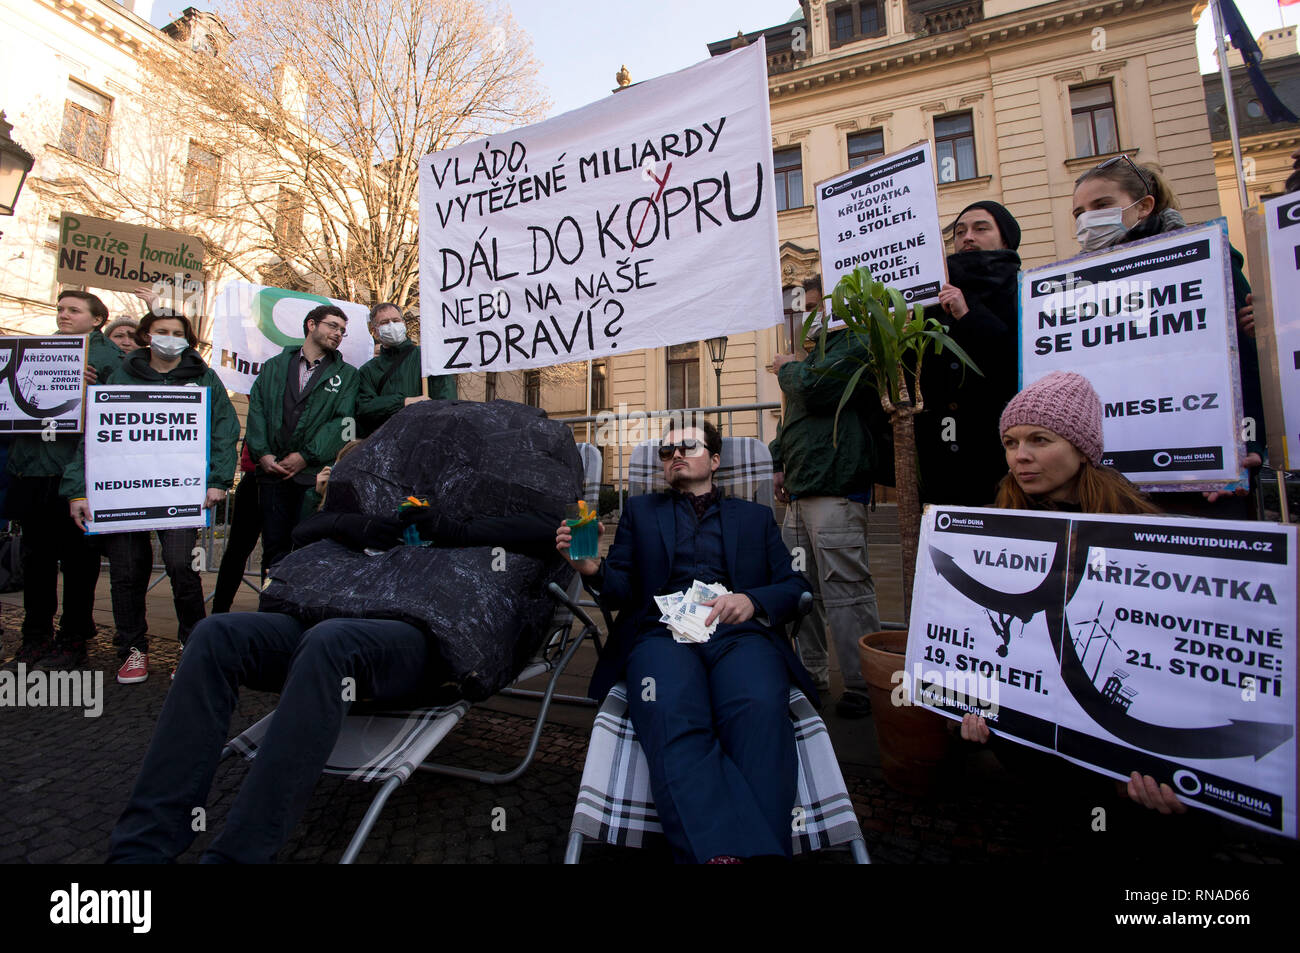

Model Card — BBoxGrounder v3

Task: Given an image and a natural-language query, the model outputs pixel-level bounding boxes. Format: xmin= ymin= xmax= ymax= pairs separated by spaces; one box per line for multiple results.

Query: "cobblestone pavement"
xmin=1 ymin=589 xmax=1295 ymax=865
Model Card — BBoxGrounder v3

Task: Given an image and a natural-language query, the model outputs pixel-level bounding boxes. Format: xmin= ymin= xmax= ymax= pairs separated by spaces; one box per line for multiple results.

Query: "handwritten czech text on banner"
xmin=418 ymin=41 xmax=782 ymax=375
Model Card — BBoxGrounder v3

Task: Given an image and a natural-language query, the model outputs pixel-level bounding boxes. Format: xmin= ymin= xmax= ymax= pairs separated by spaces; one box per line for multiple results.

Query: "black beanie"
xmin=951 ymin=200 xmax=1021 ymax=251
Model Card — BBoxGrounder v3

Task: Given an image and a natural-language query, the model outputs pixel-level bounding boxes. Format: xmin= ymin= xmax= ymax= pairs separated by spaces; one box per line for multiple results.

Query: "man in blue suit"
xmin=556 ymin=420 xmax=814 ymax=863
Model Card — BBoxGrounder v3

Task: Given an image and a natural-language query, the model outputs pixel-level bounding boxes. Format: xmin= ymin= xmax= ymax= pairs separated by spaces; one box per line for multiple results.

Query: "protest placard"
xmin=56 ymin=213 xmax=205 ymax=301
xmin=417 ymin=40 xmax=782 ymax=376
xmin=0 ymin=336 xmax=86 ymax=434
xmin=905 ymin=505 xmax=1297 ymax=837
xmin=1245 ymin=195 xmax=1300 ymax=470
xmin=814 ymin=141 xmax=945 ymax=321
xmin=209 ymin=282 xmax=375 ymax=394
xmin=1020 ymin=220 xmax=1244 ymax=488
xmin=84 ymin=385 xmax=209 ymax=533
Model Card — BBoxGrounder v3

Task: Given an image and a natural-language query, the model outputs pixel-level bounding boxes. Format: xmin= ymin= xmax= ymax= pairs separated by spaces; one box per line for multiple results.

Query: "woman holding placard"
xmin=1070 ymin=155 xmax=1265 ymax=518
xmin=65 ymin=310 xmax=240 ymax=684
xmin=1 ymin=290 xmax=122 ymax=672
xmin=962 ymin=371 xmax=1188 ymax=818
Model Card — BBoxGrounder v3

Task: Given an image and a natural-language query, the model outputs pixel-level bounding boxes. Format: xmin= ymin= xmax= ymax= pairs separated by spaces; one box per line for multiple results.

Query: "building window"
xmin=934 ymin=112 xmax=977 ymax=182
xmin=665 ymin=342 xmax=700 ymax=410
xmin=847 ymin=129 xmax=885 ymax=168
xmin=274 ymin=187 xmax=305 ymax=252
xmin=835 ymin=7 xmax=853 ymax=43
xmin=524 ymin=369 xmax=541 ymax=407
xmin=860 ymin=1 xmax=883 ymax=36
xmin=829 ymin=1 xmax=886 ymax=48
xmin=484 ymin=371 xmax=497 ymax=402
xmin=774 ymin=148 xmax=803 ymax=211
xmin=590 ymin=359 xmax=608 ymax=411
xmin=183 ymin=142 xmax=221 ymax=208
xmin=60 ymin=79 xmax=111 ymax=165
xmin=1070 ymin=83 xmax=1119 ymax=159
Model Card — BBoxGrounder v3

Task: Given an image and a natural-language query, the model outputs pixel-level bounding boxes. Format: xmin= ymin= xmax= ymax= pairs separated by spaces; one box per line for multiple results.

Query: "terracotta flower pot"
xmin=859 ymin=630 xmax=951 ymax=797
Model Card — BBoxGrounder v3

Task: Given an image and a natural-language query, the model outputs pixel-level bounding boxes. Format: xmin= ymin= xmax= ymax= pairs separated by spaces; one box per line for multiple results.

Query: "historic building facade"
xmin=1202 ymin=24 xmax=1300 ymax=256
xmin=558 ymin=0 xmax=1227 ymax=475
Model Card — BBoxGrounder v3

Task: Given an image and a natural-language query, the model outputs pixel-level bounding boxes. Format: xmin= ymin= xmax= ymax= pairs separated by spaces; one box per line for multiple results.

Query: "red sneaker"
xmin=117 ymin=647 xmax=149 ymax=684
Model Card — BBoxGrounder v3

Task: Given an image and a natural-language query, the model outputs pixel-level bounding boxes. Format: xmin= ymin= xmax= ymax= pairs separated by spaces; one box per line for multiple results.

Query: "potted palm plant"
xmin=801 ymin=265 xmax=981 ymax=795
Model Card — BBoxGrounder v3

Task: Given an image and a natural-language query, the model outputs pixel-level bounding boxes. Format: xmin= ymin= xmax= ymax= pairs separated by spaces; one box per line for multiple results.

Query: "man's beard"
xmin=666 ymin=463 xmax=694 ymax=489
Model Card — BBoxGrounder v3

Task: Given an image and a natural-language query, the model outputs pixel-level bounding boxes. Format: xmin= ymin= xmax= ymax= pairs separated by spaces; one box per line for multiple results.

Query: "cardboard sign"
xmin=417 ymin=40 xmax=782 ymax=375
xmin=209 ymin=282 xmax=375 ymax=394
xmin=56 ymin=213 xmax=205 ymax=299
xmin=814 ymin=141 xmax=946 ymax=319
xmin=906 ymin=506 xmax=1297 ymax=837
xmin=0 ymin=336 xmax=86 ymax=434
xmin=84 ymin=385 xmax=209 ymax=533
xmin=1019 ymin=220 xmax=1245 ymax=488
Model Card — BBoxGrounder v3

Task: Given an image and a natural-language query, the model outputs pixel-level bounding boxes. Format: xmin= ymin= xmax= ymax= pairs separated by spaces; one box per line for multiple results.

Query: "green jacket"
xmin=356 ymin=340 xmax=456 ymax=437
xmin=60 ymin=348 xmax=241 ymax=498
xmin=769 ymin=328 xmax=879 ymax=499
xmin=246 ymin=345 xmax=358 ymax=481
xmin=6 ymin=329 xmax=123 ymax=480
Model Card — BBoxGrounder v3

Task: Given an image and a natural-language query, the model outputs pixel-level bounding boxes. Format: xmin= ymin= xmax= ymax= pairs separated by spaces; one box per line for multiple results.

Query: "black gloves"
xmin=291 ymin=511 xmax=403 ymax=551
xmin=399 ymin=508 xmax=469 ymax=547
xmin=361 ymin=515 xmax=404 ymax=550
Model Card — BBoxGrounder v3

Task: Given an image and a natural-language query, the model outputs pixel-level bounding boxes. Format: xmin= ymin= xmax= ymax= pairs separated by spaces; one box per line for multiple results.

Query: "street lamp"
xmin=706 ymin=335 xmax=727 ymax=419
xmin=0 ymin=112 xmax=35 ymax=217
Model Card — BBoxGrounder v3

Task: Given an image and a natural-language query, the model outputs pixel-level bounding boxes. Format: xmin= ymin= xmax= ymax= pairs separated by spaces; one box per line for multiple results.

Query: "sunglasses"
xmin=1092 ymin=154 xmax=1150 ymax=198
xmin=658 ymin=440 xmax=708 ymax=461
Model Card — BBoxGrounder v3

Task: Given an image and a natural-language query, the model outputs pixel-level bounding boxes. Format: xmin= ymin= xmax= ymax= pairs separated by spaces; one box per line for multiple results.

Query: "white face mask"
xmin=1075 ymin=200 xmax=1141 ymax=252
xmin=150 ymin=334 xmax=188 ymax=358
xmin=377 ymin=322 xmax=407 ymax=346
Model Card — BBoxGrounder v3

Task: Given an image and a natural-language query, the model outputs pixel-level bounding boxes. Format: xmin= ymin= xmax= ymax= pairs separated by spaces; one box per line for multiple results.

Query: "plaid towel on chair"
xmin=569 ymin=683 xmax=866 ymax=854
xmin=225 ymin=657 xmax=554 ymax=784
xmin=226 ymin=700 xmax=473 ymax=784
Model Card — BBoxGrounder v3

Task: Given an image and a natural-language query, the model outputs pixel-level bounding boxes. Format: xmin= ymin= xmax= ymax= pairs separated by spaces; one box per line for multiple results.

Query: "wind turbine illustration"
xmin=1071 ymin=601 xmax=1122 ymax=684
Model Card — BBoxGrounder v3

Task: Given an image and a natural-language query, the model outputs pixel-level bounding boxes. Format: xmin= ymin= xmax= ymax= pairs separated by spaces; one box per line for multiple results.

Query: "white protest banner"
xmin=417 ymin=40 xmax=781 ymax=375
xmin=0 ymin=336 xmax=86 ymax=434
xmin=814 ymin=141 xmax=945 ymax=321
xmin=210 ymin=282 xmax=375 ymax=394
xmin=906 ymin=506 xmax=1297 ymax=837
xmin=84 ymin=385 xmax=210 ymax=533
xmin=1247 ymin=194 xmax=1300 ymax=469
xmin=1020 ymin=220 xmax=1244 ymax=488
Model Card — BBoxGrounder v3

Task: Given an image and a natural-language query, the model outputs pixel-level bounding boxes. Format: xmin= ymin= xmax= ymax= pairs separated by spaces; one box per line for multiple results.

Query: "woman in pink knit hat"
xmin=993 ymin=370 xmax=1158 ymax=515
xmin=962 ymin=371 xmax=1188 ymax=817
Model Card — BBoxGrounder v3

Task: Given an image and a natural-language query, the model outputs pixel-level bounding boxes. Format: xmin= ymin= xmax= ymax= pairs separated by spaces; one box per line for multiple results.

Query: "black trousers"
xmin=257 ymin=479 xmax=308 ymax=575
xmin=11 ymin=476 xmax=101 ymax=648
xmin=103 ymin=529 xmax=205 ymax=657
xmin=108 ymin=612 xmax=435 ymax=863
xmin=212 ymin=475 xmax=261 ymax=613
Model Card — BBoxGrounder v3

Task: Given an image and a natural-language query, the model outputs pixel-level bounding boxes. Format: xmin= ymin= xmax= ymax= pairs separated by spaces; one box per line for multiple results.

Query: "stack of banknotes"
xmin=654 ymin=579 xmax=731 ymax=643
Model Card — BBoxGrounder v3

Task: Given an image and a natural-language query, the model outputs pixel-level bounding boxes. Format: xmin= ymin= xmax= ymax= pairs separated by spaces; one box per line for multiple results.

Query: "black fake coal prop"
xmin=260 ymin=399 xmax=581 ymax=701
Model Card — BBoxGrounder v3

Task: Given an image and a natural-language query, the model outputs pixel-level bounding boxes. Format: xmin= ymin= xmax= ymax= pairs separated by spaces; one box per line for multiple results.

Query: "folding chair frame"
xmin=218 ymin=582 xmax=602 ymax=864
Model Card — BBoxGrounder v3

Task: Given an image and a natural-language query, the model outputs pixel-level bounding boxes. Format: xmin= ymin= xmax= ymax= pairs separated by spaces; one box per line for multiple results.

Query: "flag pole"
xmin=1212 ymin=0 xmax=1252 ymax=213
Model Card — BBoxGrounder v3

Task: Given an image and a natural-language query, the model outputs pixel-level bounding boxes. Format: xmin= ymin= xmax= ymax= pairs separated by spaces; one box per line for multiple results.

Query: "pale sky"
xmin=149 ymin=1 xmax=1300 ymax=118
